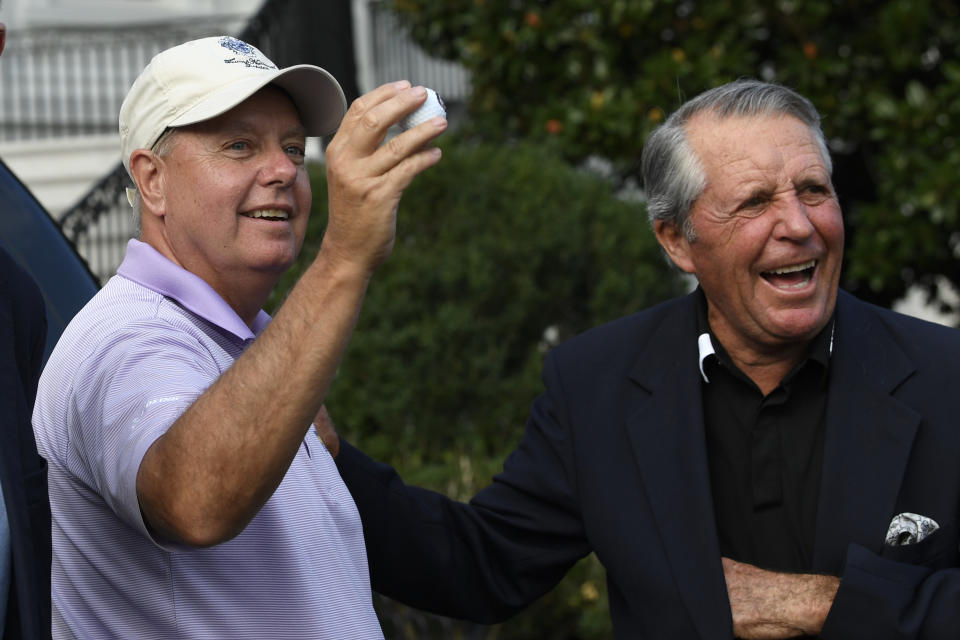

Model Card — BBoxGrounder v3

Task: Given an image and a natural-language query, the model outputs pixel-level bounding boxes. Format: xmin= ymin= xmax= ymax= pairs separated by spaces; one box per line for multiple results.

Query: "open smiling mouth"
xmin=761 ymin=259 xmax=817 ymax=290
xmin=242 ymin=209 xmax=289 ymax=221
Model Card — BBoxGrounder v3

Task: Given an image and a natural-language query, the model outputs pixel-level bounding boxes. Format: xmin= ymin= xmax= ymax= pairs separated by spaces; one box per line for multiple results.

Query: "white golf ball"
xmin=399 ymin=88 xmax=446 ymax=130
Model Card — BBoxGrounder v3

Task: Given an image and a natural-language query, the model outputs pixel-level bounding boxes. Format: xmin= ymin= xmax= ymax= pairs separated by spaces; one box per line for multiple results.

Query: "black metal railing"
xmin=57 ymin=163 xmax=134 ymax=282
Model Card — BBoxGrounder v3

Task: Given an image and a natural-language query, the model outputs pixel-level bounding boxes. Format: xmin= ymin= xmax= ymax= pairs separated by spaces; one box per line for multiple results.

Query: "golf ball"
xmin=399 ymin=88 xmax=446 ymax=130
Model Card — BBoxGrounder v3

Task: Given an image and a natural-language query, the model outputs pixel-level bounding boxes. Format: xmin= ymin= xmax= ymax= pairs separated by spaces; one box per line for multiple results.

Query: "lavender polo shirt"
xmin=33 ymin=240 xmax=384 ymax=640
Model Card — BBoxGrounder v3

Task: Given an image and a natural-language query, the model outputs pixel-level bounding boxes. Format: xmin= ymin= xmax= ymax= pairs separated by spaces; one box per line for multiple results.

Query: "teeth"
xmin=244 ymin=209 xmax=288 ymax=220
xmin=767 ymin=259 xmax=815 ymax=275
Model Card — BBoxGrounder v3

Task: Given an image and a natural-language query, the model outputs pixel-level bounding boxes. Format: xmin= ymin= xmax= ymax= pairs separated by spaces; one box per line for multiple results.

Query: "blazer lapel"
xmin=625 ymin=295 xmax=731 ymax=640
xmin=813 ymin=293 xmax=920 ymax=572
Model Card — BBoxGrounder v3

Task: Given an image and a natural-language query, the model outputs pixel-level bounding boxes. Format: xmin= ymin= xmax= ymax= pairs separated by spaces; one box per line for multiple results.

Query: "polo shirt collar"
xmin=116 ymin=239 xmax=270 ymax=341
xmin=694 ymin=288 xmax=835 ymax=383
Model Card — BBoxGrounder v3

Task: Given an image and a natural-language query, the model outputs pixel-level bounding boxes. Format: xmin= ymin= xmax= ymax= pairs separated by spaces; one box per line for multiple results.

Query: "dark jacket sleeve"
xmin=0 ymin=246 xmax=51 ymax=640
xmin=822 ymin=544 xmax=960 ymax=639
xmin=335 ymin=350 xmax=591 ymax=623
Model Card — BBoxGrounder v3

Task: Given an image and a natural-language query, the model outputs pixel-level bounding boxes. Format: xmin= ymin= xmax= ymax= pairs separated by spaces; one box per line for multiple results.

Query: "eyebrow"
xmin=729 ymin=182 xmax=772 ymax=200
xmin=794 ymin=175 xmax=829 ymax=187
xmin=734 ymin=187 xmax=772 ymax=208
xmin=216 ymin=119 xmax=307 ymax=140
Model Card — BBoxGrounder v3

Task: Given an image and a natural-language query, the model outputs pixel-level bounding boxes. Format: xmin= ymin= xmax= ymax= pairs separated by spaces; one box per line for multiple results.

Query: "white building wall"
xmin=2 ymin=0 xmax=261 ymax=29
xmin=1 ymin=135 xmax=118 ymax=216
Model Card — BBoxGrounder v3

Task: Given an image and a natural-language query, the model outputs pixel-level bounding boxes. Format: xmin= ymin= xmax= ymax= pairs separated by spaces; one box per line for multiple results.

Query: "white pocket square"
xmin=885 ymin=512 xmax=939 ymax=546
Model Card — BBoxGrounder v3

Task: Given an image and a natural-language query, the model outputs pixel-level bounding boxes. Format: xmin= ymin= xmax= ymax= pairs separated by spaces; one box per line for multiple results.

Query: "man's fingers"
xmin=326 ymin=113 xmax=445 ymax=223
xmin=336 ymin=82 xmax=432 ymax=155
xmin=326 ymin=82 xmax=444 ymax=192
xmin=327 ymin=141 xmax=442 ymax=220
xmin=383 ymin=145 xmax=444 ymax=194
xmin=365 ymin=116 xmax=447 ymax=177
xmin=320 ymin=80 xmax=446 ymax=273
xmin=340 ymin=80 xmax=411 ymax=128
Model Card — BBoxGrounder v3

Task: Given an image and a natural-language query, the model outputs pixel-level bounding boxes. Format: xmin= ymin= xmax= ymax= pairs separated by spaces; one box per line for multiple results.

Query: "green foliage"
xmin=269 ymin=144 xmax=684 ymax=638
xmin=391 ymin=0 xmax=960 ymax=315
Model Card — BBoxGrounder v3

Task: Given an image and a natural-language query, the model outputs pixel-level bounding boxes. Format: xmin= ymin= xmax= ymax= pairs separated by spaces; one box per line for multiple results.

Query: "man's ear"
xmin=653 ymin=219 xmax=696 ymax=274
xmin=129 ymin=149 xmax=166 ymax=219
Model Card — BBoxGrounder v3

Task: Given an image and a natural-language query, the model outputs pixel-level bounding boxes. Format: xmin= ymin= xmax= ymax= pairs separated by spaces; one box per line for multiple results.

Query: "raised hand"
xmin=322 ymin=81 xmax=447 ymax=274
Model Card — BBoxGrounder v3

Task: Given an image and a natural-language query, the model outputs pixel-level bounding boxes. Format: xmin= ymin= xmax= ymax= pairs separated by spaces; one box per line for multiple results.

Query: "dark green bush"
xmin=269 ymin=141 xmax=685 ymax=638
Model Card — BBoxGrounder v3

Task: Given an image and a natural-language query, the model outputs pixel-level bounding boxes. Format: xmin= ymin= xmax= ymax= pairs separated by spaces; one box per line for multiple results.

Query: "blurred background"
xmin=3 ymin=1 xmax=960 ymax=638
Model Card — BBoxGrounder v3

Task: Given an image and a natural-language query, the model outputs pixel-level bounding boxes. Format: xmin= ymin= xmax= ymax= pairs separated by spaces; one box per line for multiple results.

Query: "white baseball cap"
xmin=119 ymin=36 xmax=347 ymax=177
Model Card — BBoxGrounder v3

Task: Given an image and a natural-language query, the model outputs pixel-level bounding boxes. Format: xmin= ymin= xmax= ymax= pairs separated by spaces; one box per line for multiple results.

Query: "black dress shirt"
xmin=697 ymin=292 xmax=833 ymax=572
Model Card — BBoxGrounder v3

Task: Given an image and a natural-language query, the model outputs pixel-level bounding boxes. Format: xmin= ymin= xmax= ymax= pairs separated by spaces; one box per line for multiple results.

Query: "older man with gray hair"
xmin=333 ymin=79 xmax=960 ymax=639
xmin=33 ymin=35 xmax=446 ymax=638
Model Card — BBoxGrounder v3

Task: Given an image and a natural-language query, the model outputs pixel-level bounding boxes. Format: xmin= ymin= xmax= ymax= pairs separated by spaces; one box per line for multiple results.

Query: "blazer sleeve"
xmin=0 ymin=247 xmax=51 ymax=640
xmin=335 ymin=349 xmax=591 ymax=623
xmin=821 ymin=543 xmax=960 ymax=639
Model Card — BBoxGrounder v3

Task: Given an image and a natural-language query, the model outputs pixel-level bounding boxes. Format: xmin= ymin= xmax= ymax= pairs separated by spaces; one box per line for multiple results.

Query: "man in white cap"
xmin=33 ymin=35 xmax=446 ymax=638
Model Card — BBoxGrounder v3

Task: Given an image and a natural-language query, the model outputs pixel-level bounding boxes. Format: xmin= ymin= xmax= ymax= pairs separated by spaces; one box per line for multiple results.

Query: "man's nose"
xmin=260 ymin=146 xmax=299 ymax=187
xmin=774 ymin=194 xmax=815 ymax=241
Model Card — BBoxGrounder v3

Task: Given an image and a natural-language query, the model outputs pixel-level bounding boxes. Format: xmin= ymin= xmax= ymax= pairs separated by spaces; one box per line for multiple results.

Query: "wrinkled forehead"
xmin=690 ymin=109 xmax=831 ymax=173
xmin=687 ymin=112 xmax=828 ymax=176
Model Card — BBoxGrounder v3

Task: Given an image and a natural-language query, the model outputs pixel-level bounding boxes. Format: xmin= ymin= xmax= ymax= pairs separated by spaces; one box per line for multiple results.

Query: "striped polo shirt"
xmin=33 ymin=239 xmax=384 ymax=639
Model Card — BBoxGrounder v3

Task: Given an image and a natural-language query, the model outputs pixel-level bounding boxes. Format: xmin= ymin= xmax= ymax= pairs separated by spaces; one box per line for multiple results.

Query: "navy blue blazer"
xmin=338 ymin=290 xmax=960 ymax=639
xmin=0 ymin=247 xmax=51 ymax=639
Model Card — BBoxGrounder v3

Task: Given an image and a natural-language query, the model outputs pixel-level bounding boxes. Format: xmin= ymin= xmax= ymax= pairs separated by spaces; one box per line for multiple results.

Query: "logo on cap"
xmin=218 ymin=36 xmax=277 ymax=71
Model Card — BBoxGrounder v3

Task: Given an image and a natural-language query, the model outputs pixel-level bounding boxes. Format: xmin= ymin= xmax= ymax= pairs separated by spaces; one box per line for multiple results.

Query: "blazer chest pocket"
xmin=879 ymin=525 xmax=958 ymax=570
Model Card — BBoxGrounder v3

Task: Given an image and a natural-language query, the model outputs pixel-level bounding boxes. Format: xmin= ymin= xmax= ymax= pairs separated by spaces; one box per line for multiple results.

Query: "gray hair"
xmin=641 ymin=79 xmax=831 ymax=241
xmin=130 ymin=127 xmax=179 ymax=234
